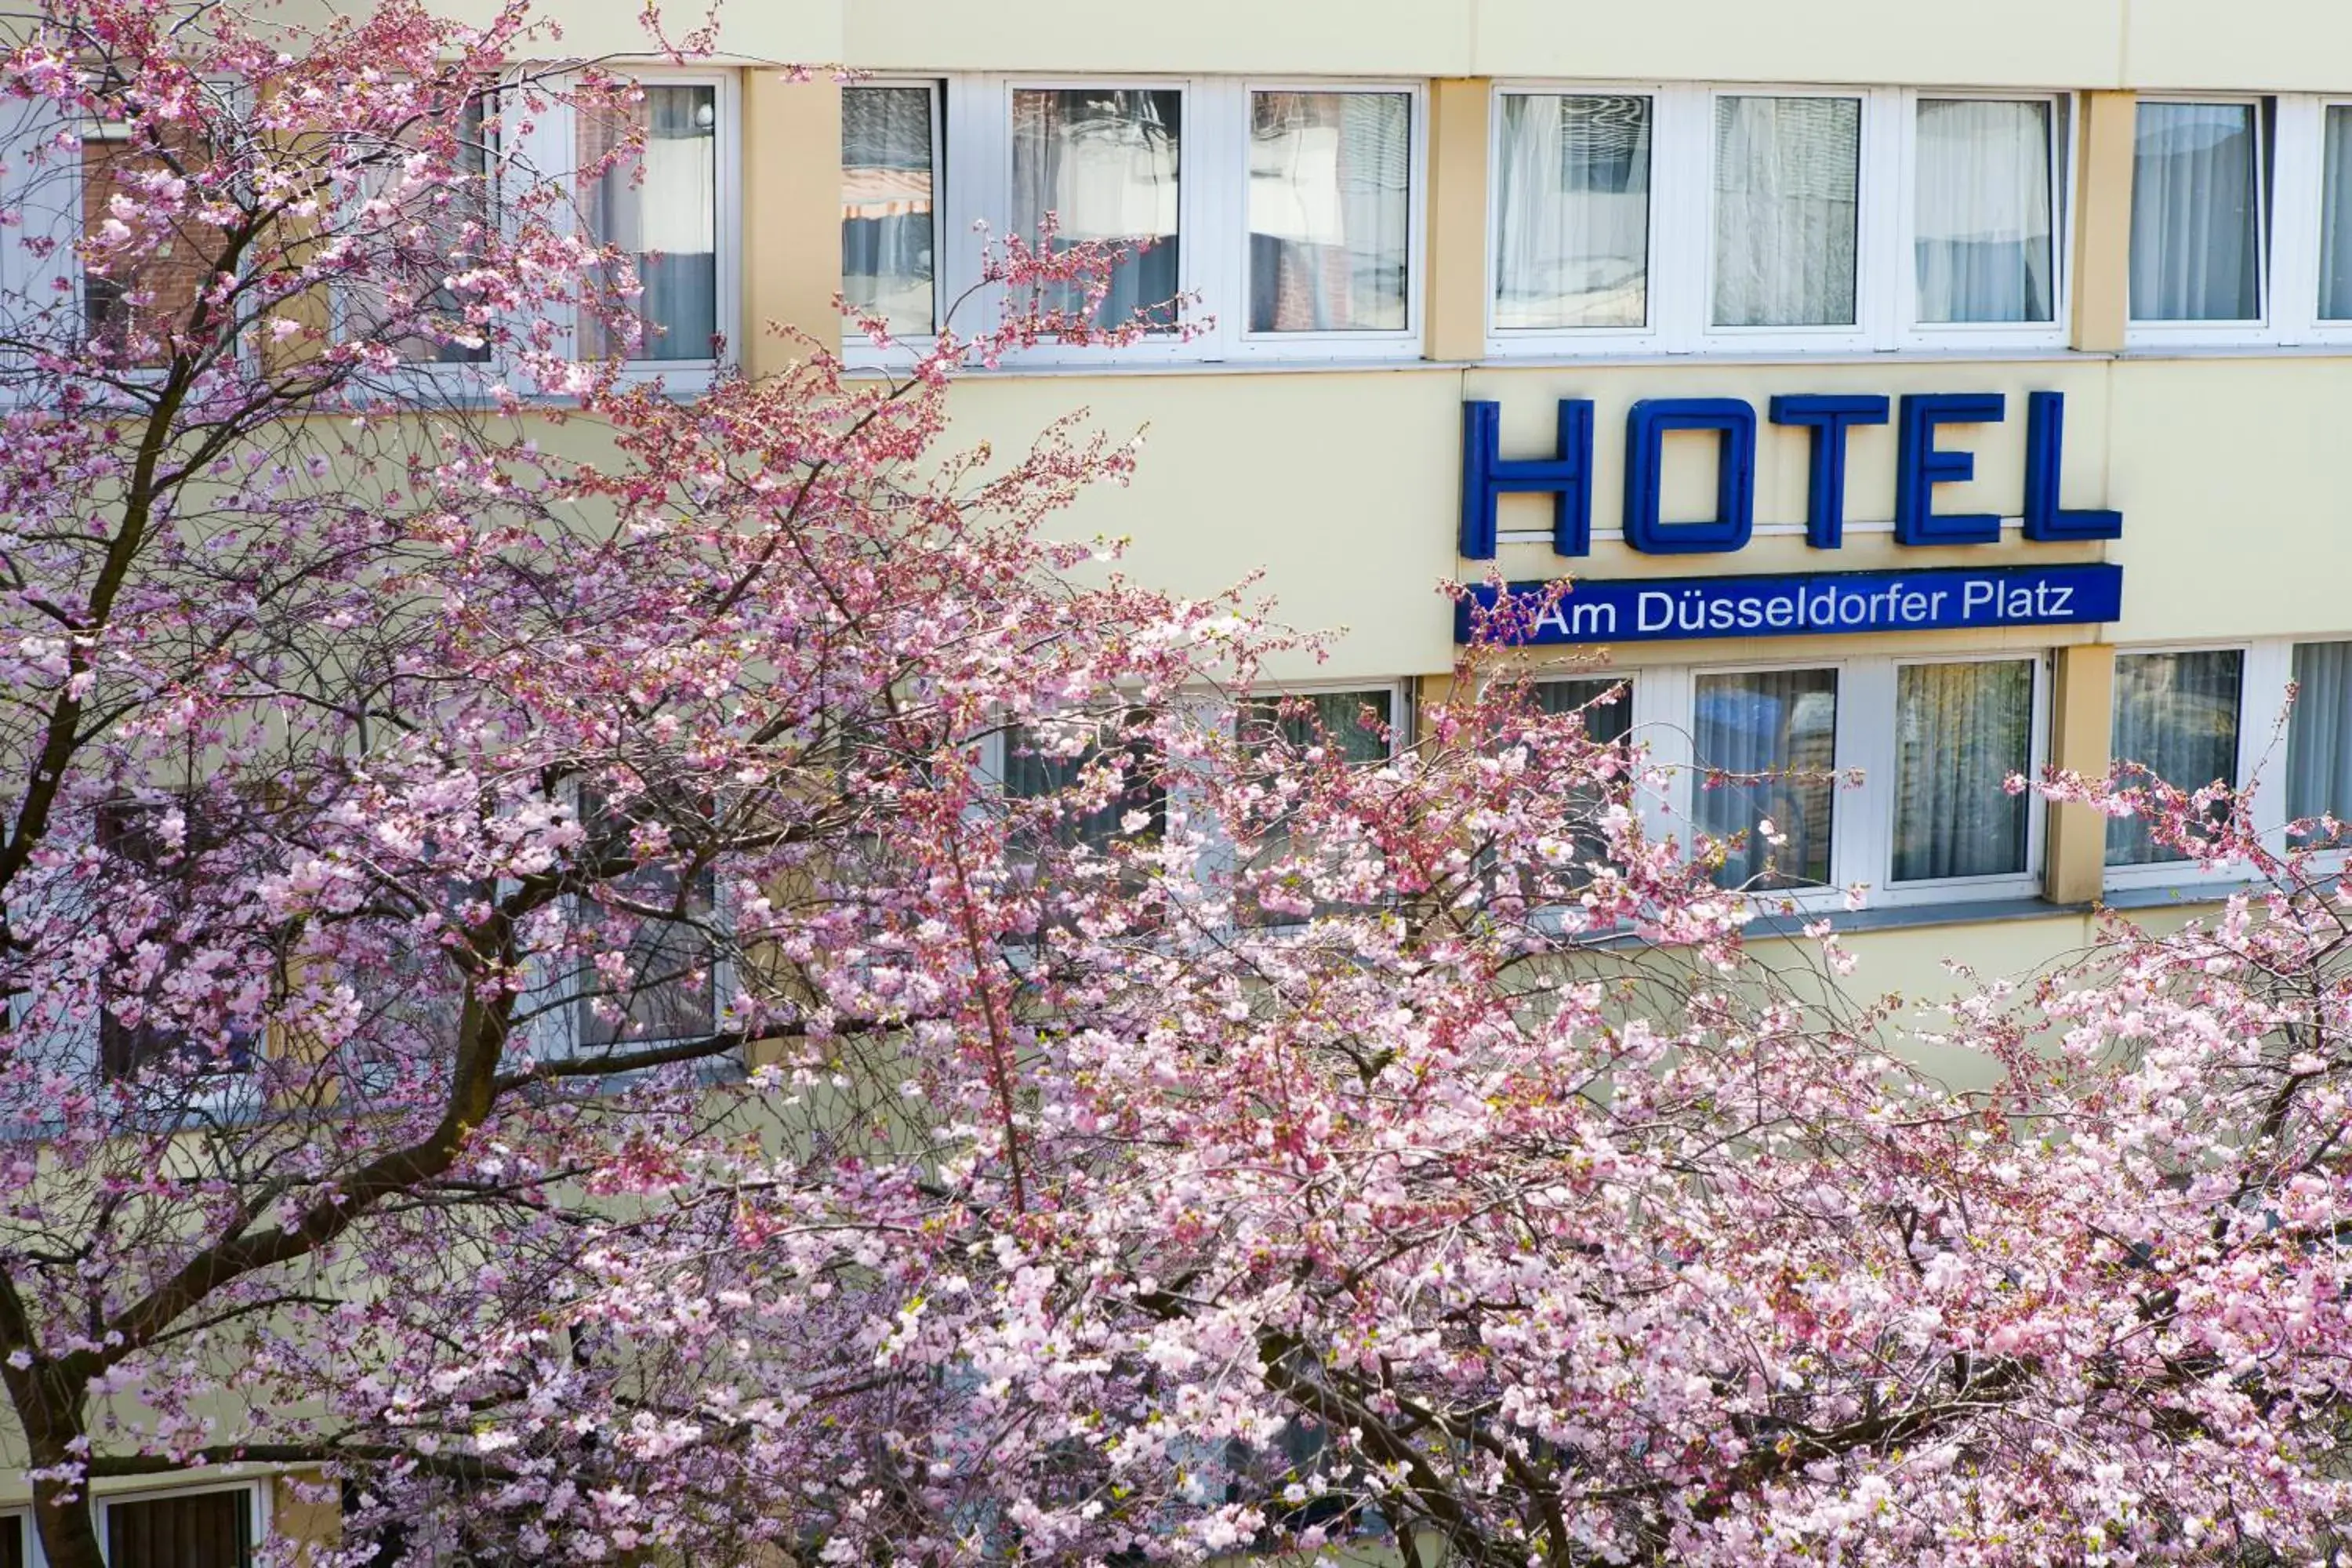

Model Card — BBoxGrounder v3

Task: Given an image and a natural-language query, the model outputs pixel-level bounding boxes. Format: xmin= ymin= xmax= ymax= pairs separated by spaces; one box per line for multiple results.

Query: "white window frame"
xmin=2100 ymin=640 xmax=2273 ymax=893
xmin=914 ymin=75 xmax=1428 ymax=369
xmin=1487 ymin=82 xmax=2074 ymax=358
xmin=91 ymin=1479 xmax=268 ymax=1567
xmin=1484 ymin=82 xmax=1675 ymax=354
xmin=2280 ymin=93 xmax=2352 ymax=345
xmin=1853 ymin=652 xmax=2049 ymax=905
xmin=2124 ymin=93 xmax=2274 ymax=348
xmin=1697 ymin=84 xmax=1889 ymax=355
xmin=1538 ymin=652 xmax=2051 ymax=912
xmin=1225 ymin=79 xmax=1427 ymax=362
xmin=534 ymin=66 xmax=740 ymax=391
xmin=1896 ymin=89 xmax=2074 ymax=351
xmin=840 ymin=76 xmax=946 ymax=361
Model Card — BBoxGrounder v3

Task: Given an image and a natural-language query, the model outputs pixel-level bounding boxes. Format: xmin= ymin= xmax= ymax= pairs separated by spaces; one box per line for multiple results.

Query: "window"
xmin=1240 ymin=688 xmax=1397 ymax=766
xmin=2319 ymin=106 xmax=2352 ymax=321
xmin=1912 ymin=98 xmax=2056 ymax=325
xmin=1693 ymin=668 xmax=1838 ymax=890
xmin=1536 ymin=676 xmax=1635 ymax=744
xmin=841 ymin=83 xmax=939 ymax=335
xmin=0 ymin=1513 xmax=21 ymax=1568
xmin=1711 ymin=95 xmax=1860 ymax=329
xmin=578 ymin=79 xmax=727 ymax=363
xmin=1493 ymin=93 xmax=1653 ymax=331
xmin=844 ymin=78 xmax=1421 ymax=364
xmin=78 ymin=118 xmax=219 ymax=365
xmin=571 ymin=790 xmax=719 ymax=1051
xmin=1004 ymin=713 xmax=1167 ymax=856
xmin=1892 ymin=659 xmax=2033 ymax=881
xmin=1488 ymin=85 xmax=2067 ymax=354
xmin=102 ymin=1486 xmax=257 ymax=1568
xmin=1013 ymin=88 xmax=1182 ymax=330
xmin=94 ymin=800 xmax=260 ymax=1083
xmin=2129 ymin=100 xmax=2264 ymax=325
xmin=2287 ymin=641 xmax=2352 ymax=837
xmin=1247 ymin=90 xmax=1411 ymax=333
xmin=349 ymin=86 xmax=497 ymax=365
xmin=2107 ymin=649 xmax=2245 ymax=867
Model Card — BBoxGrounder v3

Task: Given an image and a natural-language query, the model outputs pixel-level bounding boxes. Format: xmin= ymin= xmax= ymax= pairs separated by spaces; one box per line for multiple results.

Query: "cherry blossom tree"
xmin=2 ymin=3 xmax=2351 ymax=1567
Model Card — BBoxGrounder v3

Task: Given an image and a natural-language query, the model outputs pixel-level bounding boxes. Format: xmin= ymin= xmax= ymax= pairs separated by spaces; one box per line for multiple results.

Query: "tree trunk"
xmin=31 ymin=1471 xmax=105 ymax=1568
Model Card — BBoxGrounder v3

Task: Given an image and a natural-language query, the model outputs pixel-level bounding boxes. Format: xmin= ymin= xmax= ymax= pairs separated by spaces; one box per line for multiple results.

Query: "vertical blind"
xmin=106 ymin=1490 xmax=251 ymax=1568
xmin=1493 ymin=94 xmax=1653 ymax=330
xmin=1893 ymin=661 xmax=2033 ymax=881
xmin=1914 ymin=99 xmax=2055 ymax=324
xmin=2108 ymin=650 xmax=2244 ymax=866
xmin=2321 ymin=107 xmax=2352 ymax=319
xmin=1712 ymin=96 xmax=1860 ymax=328
xmin=841 ymin=85 xmax=937 ymax=335
xmin=1694 ymin=669 xmax=1838 ymax=888
xmin=2129 ymin=102 xmax=2260 ymax=322
xmin=1247 ymin=92 xmax=1411 ymax=332
xmin=1012 ymin=89 xmax=1183 ymax=329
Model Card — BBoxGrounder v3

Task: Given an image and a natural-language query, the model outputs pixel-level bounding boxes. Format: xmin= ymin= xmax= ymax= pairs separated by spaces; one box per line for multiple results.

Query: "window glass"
xmin=579 ymin=82 xmax=719 ymax=361
xmin=351 ymin=89 xmax=495 ymax=364
xmin=1535 ymin=677 xmax=1634 ymax=744
xmin=573 ymin=792 xmax=717 ymax=1050
xmin=1712 ymin=96 xmax=1860 ymax=328
xmin=2288 ymin=641 xmax=2352 ymax=837
xmin=2319 ymin=106 xmax=2352 ymax=320
xmin=1011 ymin=88 xmax=1181 ymax=329
xmin=1004 ymin=714 xmax=1167 ymax=855
xmin=2129 ymin=102 xmax=2259 ymax=323
xmin=2107 ymin=650 xmax=2244 ymax=866
xmin=1241 ymin=689 xmax=1396 ymax=766
xmin=841 ymin=85 xmax=936 ymax=335
xmin=107 ymin=1490 xmax=252 ymax=1568
xmin=1914 ymin=99 xmax=2054 ymax=324
xmin=0 ymin=1514 xmax=21 ymax=1568
xmin=1893 ymin=661 xmax=2033 ymax=882
xmin=1693 ymin=669 xmax=1837 ymax=888
xmin=1494 ymin=94 xmax=1653 ymax=330
xmin=80 ymin=123 xmax=217 ymax=365
xmin=1247 ymin=91 xmax=1410 ymax=333
xmin=95 ymin=800 xmax=259 ymax=1081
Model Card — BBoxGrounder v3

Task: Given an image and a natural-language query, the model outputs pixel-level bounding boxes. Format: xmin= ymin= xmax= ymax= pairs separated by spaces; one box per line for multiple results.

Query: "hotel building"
xmin=16 ymin=0 xmax=2352 ymax=1557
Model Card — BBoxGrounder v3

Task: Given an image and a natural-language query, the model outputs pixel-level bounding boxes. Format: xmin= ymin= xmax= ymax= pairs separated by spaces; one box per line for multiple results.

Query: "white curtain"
xmin=2129 ymin=102 xmax=2259 ymax=322
xmin=1247 ymin=92 xmax=1410 ymax=332
xmin=2107 ymin=650 xmax=2243 ymax=866
xmin=1892 ymin=662 xmax=2032 ymax=881
xmin=1494 ymin=94 xmax=1652 ymax=330
xmin=2288 ymin=641 xmax=2352 ymax=833
xmin=1915 ymin=99 xmax=2053 ymax=324
xmin=582 ymin=85 xmax=717 ymax=361
xmin=1012 ymin=89 xmax=1182 ymax=328
xmin=2321 ymin=107 xmax=2352 ymax=319
xmin=1712 ymin=96 xmax=1859 ymax=328
xmin=841 ymin=85 xmax=936 ymax=334
xmin=1693 ymin=670 xmax=1837 ymax=888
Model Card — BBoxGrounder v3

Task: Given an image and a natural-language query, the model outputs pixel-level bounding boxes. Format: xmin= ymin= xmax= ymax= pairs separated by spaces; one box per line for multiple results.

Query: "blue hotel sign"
xmin=1456 ymin=390 xmax=2122 ymax=644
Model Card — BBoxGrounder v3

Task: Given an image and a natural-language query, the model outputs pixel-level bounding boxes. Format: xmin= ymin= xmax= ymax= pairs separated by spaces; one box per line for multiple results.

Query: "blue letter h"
xmin=1460 ymin=399 xmax=1595 ymax=561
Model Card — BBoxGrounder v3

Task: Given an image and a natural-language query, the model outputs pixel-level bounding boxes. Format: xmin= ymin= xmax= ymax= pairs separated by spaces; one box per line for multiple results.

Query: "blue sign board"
xmin=1457 ymin=564 xmax=2125 ymax=647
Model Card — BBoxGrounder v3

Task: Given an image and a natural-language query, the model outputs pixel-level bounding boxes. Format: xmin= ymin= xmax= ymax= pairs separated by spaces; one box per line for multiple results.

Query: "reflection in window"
xmin=1914 ymin=98 xmax=2054 ymax=324
xmin=1712 ymin=96 xmax=1860 ymax=328
xmin=579 ymin=83 xmax=719 ymax=361
xmin=2107 ymin=649 xmax=2244 ymax=866
xmin=2287 ymin=641 xmax=2352 ymax=837
xmin=350 ymin=90 xmax=496 ymax=364
xmin=841 ymin=85 xmax=937 ymax=335
xmin=1247 ymin=91 xmax=1409 ymax=333
xmin=1893 ymin=661 xmax=2033 ymax=881
xmin=1011 ymin=89 xmax=1181 ymax=329
xmin=80 ymin=123 xmax=217 ymax=365
xmin=1494 ymin=94 xmax=1653 ymax=330
xmin=2129 ymin=102 xmax=2260 ymax=323
xmin=1694 ymin=669 xmax=1838 ymax=888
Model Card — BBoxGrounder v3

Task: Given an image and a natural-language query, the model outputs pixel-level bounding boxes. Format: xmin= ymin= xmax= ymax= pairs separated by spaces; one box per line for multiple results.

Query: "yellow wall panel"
xmin=843 ymin=0 xmax=1472 ymax=74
